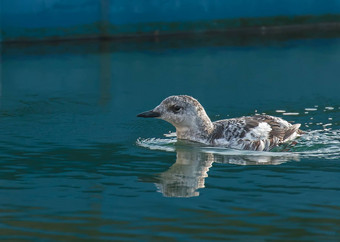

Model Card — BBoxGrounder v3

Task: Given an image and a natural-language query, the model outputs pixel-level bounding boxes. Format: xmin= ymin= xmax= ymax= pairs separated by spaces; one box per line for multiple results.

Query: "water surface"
xmin=1 ymin=34 xmax=340 ymax=240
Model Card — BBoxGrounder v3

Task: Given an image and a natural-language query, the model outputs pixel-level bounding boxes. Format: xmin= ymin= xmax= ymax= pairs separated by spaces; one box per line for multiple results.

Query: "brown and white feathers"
xmin=137 ymin=95 xmax=303 ymax=151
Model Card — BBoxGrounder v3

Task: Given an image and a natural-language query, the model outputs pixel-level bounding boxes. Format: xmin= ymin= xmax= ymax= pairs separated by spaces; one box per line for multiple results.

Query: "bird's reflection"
xmin=155 ymin=147 xmax=214 ymax=197
xmin=153 ymin=145 xmax=299 ymax=198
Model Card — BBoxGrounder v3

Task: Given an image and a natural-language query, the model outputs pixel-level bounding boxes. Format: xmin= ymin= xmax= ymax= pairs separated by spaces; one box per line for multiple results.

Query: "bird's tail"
xmin=283 ymin=124 xmax=301 ymax=142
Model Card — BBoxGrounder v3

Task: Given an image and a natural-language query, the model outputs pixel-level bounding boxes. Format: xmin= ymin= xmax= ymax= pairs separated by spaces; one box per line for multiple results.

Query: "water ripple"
xmin=137 ymin=128 xmax=340 ymax=163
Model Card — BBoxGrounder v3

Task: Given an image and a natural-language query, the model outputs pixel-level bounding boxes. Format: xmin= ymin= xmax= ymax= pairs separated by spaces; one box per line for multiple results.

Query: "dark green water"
xmin=1 ymin=34 xmax=340 ymax=240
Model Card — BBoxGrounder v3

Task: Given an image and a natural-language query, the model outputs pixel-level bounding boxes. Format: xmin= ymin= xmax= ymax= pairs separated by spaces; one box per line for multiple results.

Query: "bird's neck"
xmin=176 ymin=114 xmax=214 ymax=142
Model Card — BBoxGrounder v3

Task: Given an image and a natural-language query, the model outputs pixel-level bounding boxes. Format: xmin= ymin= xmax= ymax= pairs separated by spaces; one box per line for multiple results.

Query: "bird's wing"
xmin=212 ymin=115 xmax=301 ymax=151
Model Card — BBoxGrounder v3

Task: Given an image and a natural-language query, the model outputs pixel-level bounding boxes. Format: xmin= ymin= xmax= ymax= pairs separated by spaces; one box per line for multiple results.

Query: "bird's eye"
xmin=171 ymin=105 xmax=182 ymax=113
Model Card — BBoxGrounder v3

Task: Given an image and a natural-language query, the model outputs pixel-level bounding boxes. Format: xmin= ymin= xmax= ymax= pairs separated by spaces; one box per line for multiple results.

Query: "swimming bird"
xmin=137 ymin=95 xmax=303 ymax=151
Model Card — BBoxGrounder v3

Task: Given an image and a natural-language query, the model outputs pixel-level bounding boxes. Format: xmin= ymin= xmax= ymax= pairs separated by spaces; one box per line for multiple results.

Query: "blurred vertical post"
xmin=0 ymin=0 xmax=2 ymax=43
xmin=99 ymin=0 xmax=111 ymax=106
xmin=0 ymin=0 xmax=2 ymax=98
xmin=100 ymin=0 xmax=110 ymax=39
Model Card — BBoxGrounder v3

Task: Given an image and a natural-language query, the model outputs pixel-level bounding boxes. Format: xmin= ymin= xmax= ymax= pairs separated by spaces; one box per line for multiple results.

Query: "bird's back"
xmin=209 ymin=115 xmax=302 ymax=151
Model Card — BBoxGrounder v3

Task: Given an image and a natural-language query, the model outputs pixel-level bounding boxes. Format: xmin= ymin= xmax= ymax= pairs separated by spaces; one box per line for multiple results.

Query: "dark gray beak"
xmin=137 ymin=110 xmax=161 ymax=118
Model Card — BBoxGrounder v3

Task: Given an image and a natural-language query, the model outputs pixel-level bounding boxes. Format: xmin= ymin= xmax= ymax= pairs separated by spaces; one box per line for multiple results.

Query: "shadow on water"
xmin=137 ymin=125 xmax=340 ymax=197
xmin=138 ymin=140 xmax=297 ymax=197
xmin=3 ymin=29 xmax=340 ymax=57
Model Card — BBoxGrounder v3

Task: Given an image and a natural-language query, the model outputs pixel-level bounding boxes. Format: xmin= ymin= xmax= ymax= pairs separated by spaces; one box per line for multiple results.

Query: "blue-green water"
xmin=1 ymin=34 xmax=340 ymax=240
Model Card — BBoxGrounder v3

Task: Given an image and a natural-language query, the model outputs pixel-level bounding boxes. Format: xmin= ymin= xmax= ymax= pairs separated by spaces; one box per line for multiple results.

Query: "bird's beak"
xmin=137 ymin=110 xmax=161 ymax=118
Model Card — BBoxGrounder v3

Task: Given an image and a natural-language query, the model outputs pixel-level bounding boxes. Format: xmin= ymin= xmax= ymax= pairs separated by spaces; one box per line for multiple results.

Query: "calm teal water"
xmin=1 ymin=34 xmax=340 ymax=240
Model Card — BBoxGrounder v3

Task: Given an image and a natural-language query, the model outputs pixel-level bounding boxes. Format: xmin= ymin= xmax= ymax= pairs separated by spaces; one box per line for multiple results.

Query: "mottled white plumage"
xmin=137 ymin=95 xmax=303 ymax=151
